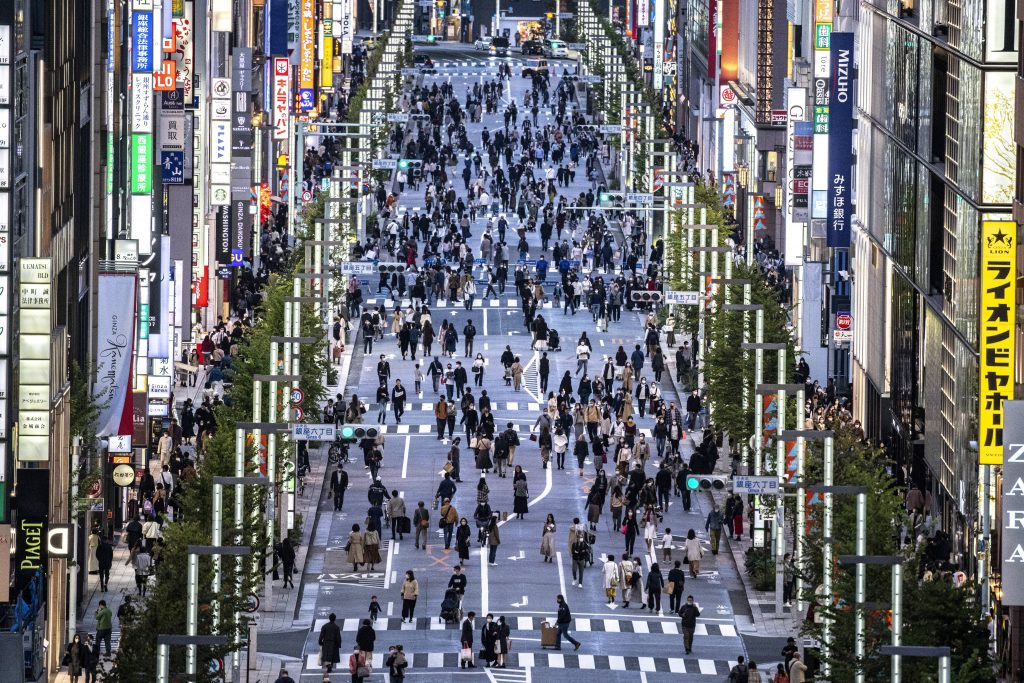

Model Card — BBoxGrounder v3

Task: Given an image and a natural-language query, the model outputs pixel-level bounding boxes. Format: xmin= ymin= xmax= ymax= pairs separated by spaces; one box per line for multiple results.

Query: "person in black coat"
xmin=539 ymin=352 xmax=550 ymax=393
xmin=460 ymin=612 xmax=477 ymax=668
xmin=277 ymin=538 xmax=296 ymax=588
xmin=481 ymin=614 xmax=499 ymax=664
xmin=318 ymin=613 xmax=342 ymax=673
xmin=666 ymin=561 xmax=687 ymax=613
xmin=96 ymin=536 xmax=114 ymax=592
xmin=355 ymin=619 xmax=376 ymax=654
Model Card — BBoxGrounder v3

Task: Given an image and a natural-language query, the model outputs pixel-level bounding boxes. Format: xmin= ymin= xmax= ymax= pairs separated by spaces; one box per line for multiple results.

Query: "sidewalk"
xmin=56 ymin=342 xmax=357 ymax=682
xmin=660 ymin=335 xmax=798 ymax=641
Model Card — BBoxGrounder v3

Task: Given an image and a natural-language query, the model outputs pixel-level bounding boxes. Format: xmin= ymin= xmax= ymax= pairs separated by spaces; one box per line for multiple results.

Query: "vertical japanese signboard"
xmin=132 ymin=11 xmax=154 ymax=72
xmin=299 ymin=0 xmax=316 ymax=110
xmin=17 ymin=259 xmax=52 ymax=462
xmin=652 ymin=0 xmax=665 ymax=88
xmin=273 ymin=58 xmax=290 ymax=140
xmin=979 ymin=221 xmax=1016 ymax=465
xmin=826 ymin=32 xmax=853 ymax=247
xmin=1001 ymin=402 xmax=1024 ymax=605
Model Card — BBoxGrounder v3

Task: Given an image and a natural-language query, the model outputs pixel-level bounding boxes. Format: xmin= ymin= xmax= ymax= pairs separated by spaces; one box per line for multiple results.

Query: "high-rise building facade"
xmin=852 ymin=0 xmax=1016 ymax=609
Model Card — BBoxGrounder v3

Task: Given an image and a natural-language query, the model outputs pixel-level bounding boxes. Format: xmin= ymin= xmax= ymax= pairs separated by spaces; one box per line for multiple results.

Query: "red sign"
xmin=771 ymin=109 xmax=787 ymax=125
xmin=836 ymin=312 xmax=852 ymax=330
xmin=154 ymin=60 xmax=177 ymax=91
xmin=753 ymin=196 xmax=768 ymax=232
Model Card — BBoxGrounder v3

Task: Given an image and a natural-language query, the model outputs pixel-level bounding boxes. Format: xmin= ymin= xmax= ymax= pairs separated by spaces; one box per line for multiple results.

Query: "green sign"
xmin=814 ymin=106 xmax=830 ymax=134
xmin=131 ymin=133 xmax=152 ymax=194
xmin=815 ymin=23 xmax=831 ymax=49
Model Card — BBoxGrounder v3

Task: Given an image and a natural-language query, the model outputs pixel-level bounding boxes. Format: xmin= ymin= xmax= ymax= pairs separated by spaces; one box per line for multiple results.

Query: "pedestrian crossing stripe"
xmin=312 ymin=616 xmax=738 ymax=637
xmin=375 ymin=423 xmax=655 ymax=438
xmin=363 ymin=297 xmax=522 ymax=308
xmin=304 ymin=651 xmax=732 ymax=674
xmin=407 ymin=402 xmax=542 ymax=412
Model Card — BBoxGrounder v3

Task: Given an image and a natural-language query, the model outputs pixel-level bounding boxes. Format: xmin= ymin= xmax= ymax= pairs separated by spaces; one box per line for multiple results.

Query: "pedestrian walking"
xmin=553 ymin=595 xmax=582 ymax=650
xmin=705 ymin=503 xmax=724 ymax=554
xmin=94 ymin=600 xmax=113 ymax=658
xmin=646 ymin=563 xmax=664 ymax=613
xmin=62 ymin=634 xmax=86 ymax=682
xmin=685 ymin=529 xmax=703 ymax=578
xmin=400 ymin=570 xmax=419 ymax=622
xmin=460 ymin=612 xmax=477 ymax=668
xmin=678 ymin=595 xmax=701 ymax=654
xmin=386 ymin=645 xmax=408 ymax=681
xmin=96 ymin=536 xmax=113 ymax=593
xmin=486 ymin=514 xmax=501 ymax=565
xmin=348 ymin=645 xmax=370 ymax=682
xmin=456 ymin=518 xmax=472 ymax=565
xmin=134 ymin=546 xmax=152 ymax=596
xmin=331 ymin=464 xmax=349 ymax=511
xmin=666 ymin=560 xmax=686 ymax=613
xmin=413 ymin=501 xmax=430 ymax=549
xmin=318 ymin=613 xmax=343 ymax=673
xmin=346 ymin=524 xmax=365 ymax=570
xmin=541 ymin=514 xmax=556 ymax=562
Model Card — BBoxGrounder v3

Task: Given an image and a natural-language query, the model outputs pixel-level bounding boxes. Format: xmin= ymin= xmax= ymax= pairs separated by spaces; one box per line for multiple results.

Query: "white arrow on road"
xmin=511 ymin=596 xmax=529 ymax=607
xmin=507 ymin=550 xmax=526 ymax=561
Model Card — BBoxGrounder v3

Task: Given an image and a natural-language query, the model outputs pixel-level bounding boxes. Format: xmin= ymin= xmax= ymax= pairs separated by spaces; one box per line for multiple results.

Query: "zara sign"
xmin=1001 ymin=400 xmax=1024 ymax=605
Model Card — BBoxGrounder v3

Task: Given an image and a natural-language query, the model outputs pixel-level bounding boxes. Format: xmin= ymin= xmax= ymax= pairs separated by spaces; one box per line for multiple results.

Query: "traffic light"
xmin=377 ymin=263 xmax=407 ymax=274
xmin=630 ymin=291 xmax=664 ymax=303
xmin=398 ymin=159 xmax=423 ymax=175
xmin=685 ymin=474 xmax=731 ymax=491
xmin=337 ymin=424 xmax=381 ymax=442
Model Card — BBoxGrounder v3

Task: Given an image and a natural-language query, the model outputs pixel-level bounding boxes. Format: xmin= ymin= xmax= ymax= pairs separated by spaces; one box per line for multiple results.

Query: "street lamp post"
xmin=186 ymin=546 xmax=252 ymax=678
xmin=755 ymin=381 xmax=803 ymax=617
xmin=157 ymin=635 xmax=229 ymax=683
xmin=878 ymin=645 xmax=951 ymax=683
xmin=779 ymin=429 xmax=835 ymax=673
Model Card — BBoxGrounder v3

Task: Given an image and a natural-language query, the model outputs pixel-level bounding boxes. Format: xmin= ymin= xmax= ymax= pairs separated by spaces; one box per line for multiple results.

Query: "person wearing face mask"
xmin=677 ymin=595 xmax=701 ymax=655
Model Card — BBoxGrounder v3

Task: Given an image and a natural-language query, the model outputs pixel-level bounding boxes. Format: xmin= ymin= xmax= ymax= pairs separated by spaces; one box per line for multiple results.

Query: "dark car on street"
xmin=521 ymin=40 xmax=544 ymax=56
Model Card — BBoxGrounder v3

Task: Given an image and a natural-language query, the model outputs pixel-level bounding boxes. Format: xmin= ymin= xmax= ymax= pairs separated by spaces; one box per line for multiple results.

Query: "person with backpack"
xmin=728 ymin=655 xmax=749 ymax=682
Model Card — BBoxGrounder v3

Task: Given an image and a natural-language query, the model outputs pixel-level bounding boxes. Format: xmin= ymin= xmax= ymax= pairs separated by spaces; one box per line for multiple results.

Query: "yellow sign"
xmin=321 ymin=5 xmax=334 ymax=90
xmin=814 ymin=0 xmax=833 ymax=23
xmin=980 ymin=220 xmax=1017 ymax=465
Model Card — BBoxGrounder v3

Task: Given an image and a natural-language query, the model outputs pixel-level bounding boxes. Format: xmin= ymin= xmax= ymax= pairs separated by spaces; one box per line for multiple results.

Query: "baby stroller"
xmin=440 ymin=588 xmax=463 ymax=624
xmin=547 ymin=329 xmax=561 ymax=352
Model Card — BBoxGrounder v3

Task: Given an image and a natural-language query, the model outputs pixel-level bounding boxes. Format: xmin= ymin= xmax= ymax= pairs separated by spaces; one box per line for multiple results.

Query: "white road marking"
xmin=402 ymin=435 xmax=411 ymax=478
xmin=556 ymin=550 xmax=567 ymax=595
xmin=480 ymin=544 xmax=490 ymax=616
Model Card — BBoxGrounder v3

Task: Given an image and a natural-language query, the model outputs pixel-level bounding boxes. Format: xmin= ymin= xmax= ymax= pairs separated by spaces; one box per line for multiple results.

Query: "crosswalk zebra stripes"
xmin=305 ymin=651 xmax=732 ymax=675
xmin=313 ymin=615 xmax=738 ymax=637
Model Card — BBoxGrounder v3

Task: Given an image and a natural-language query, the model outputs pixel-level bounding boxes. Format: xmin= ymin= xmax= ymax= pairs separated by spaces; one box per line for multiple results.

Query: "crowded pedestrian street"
xmin=284 ymin=41 xmax=782 ymax=681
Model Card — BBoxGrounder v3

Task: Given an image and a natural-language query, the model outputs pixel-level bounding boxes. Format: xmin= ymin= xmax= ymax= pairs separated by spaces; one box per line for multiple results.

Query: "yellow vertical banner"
xmin=321 ymin=2 xmax=334 ymax=90
xmin=980 ymin=220 xmax=1017 ymax=465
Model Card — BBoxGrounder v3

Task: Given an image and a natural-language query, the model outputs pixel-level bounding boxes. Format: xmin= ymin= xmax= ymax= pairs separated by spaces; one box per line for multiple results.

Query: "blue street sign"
xmin=230 ymin=249 xmax=244 ymax=267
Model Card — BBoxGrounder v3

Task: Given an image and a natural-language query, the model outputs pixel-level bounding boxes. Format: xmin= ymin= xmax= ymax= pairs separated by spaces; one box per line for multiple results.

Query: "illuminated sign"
xmin=273 ymin=58 xmax=290 ymax=140
xmin=132 ymin=11 xmax=154 ymax=72
xmin=826 ymin=32 xmax=853 ymax=248
xmin=980 ymin=221 xmax=1017 ymax=465
xmin=1000 ymin=409 xmax=1024 ymax=605
xmin=299 ymin=0 xmax=316 ymax=110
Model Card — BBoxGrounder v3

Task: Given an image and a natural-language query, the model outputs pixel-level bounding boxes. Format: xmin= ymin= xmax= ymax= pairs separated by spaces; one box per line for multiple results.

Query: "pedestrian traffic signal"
xmin=338 ymin=425 xmax=380 ymax=442
xmin=685 ymin=474 xmax=730 ymax=491
xmin=630 ymin=291 xmax=664 ymax=303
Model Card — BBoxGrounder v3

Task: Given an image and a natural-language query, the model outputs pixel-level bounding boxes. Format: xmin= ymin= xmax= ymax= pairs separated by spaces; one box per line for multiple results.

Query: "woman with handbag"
xmin=346 ymin=524 xmax=365 ymax=571
xmin=540 ymin=514 xmax=557 ymax=562
xmin=348 ymin=646 xmax=370 ymax=683
xmin=495 ymin=616 xmax=511 ymax=668
xmin=63 ymin=633 xmax=86 ymax=682
xmin=609 ymin=485 xmax=624 ymax=531
xmin=472 ymin=353 xmax=486 ymax=386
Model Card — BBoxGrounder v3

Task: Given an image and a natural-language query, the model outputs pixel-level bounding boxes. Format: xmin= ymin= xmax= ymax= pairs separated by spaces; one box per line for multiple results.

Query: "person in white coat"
xmin=602 ymin=554 xmax=620 ymax=604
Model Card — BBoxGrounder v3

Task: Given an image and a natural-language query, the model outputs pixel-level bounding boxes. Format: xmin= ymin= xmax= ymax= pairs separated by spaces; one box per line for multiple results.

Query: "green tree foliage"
xmin=799 ymin=425 xmax=992 ymax=681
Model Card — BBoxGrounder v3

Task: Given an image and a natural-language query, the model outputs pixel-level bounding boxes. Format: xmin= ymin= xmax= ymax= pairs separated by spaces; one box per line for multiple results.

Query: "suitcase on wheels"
xmin=397 ymin=516 xmax=411 ymax=534
xmin=540 ymin=622 xmax=559 ymax=649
